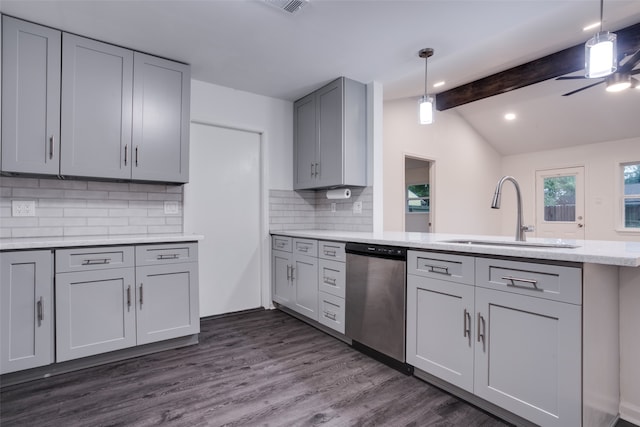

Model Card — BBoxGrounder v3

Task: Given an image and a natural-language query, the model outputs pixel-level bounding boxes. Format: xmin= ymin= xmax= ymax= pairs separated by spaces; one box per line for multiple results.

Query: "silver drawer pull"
xmin=82 ymin=258 xmax=111 ymax=265
xmin=157 ymin=253 xmax=179 ymax=260
xmin=324 ymin=249 xmax=337 ymax=256
xmin=502 ymin=275 xmax=541 ymax=291
xmin=426 ymin=264 xmax=450 ymax=275
xmin=324 ymin=311 xmax=337 ymax=321
xmin=323 ymin=276 xmax=337 ymax=285
xmin=298 ymin=246 xmax=309 ymax=252
xmin=276 ymin=242 xmax=285 ymax=248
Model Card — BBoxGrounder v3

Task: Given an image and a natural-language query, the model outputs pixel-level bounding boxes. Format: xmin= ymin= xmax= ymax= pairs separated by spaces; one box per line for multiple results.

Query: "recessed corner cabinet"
xmin=1 ymin=15 xmax=190 ymax=183
xmin=293 ymin=77 xmax=367 ymax=190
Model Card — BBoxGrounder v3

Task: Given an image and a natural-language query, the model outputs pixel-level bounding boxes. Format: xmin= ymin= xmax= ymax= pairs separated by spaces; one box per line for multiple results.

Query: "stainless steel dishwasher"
xmin=345 ymin=243 xmax=412 ymax=374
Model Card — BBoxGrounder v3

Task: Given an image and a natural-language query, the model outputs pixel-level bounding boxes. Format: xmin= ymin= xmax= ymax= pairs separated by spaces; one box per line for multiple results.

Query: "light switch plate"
xmin=353 ymin=201 xmax=362 ymax=214
xmin=164 ymin=201 xmax=180 ymax=215
xmin=12 ymin=200 xmax=36 ymax=217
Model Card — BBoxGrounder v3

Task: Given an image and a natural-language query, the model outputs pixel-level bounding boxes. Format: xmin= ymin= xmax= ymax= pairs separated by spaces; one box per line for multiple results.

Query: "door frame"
xmin=403 ymin=154 xmax=436 ymax=232
xmin=187 ymin=119 xmax=270 ymax=311
xmin=534 ymin=165 xmax=585 ymax=239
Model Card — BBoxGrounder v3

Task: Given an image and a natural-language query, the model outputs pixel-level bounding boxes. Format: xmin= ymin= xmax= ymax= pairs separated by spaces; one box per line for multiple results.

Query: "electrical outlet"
xmin=353 ymin=201 xmax=362 ymax=214
xmin=12 ymin=200 xmax=36 ymax=217
xmin=164 ymin=201 xmax=180 ymax=215
xmin=331 ymin=203 xmax=336 ymax=213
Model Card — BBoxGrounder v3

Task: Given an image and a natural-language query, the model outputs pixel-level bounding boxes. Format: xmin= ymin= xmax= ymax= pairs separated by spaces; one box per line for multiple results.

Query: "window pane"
xmin=407 ymin=198 xmax=429 ymax=213
xmin=543 ymin=176 xmax=576 ymax=222
xmin=625 ymin=198 xmax=640 ymax=228
xmin=408 ymin=184 xmax=429 ymax=198
xmin=624 ymin=164 xmax=640 ymax=196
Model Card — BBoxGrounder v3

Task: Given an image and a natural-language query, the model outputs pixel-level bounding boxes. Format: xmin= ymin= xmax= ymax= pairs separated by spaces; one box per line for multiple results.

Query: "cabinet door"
xmin=272 ymin=250 xmax=294 ymax=307
xmin=292 ymin=254 xmax=318 ymax=321
xmin=135 ymin=263 xmax=199 ymax=345
xmin=1 ymin=17 xmax=61 ymax=175
xmin=474 ymin=287 xmax=581 ymax=427
xmin=316 ymin=78 xmax=344 ymax=188
xmin=60 ymin=33 xmax=133 ymax=179
xmin=132 ymin=53 xmax=190 ymax=183
xmin=56 ymin=268 xmax=136 ymax=362
xmin=293 ymin=93 xmax=317 ymax=189
xmin=406 ymin=275 xmax=475 ymax=392
xmin=0 ymin=251 xmax=53 ymax=374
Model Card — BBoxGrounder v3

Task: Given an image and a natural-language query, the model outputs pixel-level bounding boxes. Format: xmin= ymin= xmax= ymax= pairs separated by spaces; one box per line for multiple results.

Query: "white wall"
xmin=188 ymin=79 xmax=292 ymax=311
xmin=501 ymin=136 xmax=640 ymax=241
xmin=383 ymin=98 xmax=502 ymax=234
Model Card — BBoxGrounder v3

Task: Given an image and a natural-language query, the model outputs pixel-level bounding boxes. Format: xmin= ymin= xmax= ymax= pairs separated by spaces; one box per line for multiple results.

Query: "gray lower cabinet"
xmin=60 ymin=33 xmax=133 ymax=180
xmin=292 ymin=253 xmax=318 ymax=321
xmin=293 ymin=77 xmax=367 ymax=190
xmin=132 ymin=53 xmax=190 ymax=183
xmin=1 ymin=16 xmax=61 ymax=175
xmin=0 ymin=251 xmax=54 ymax=374
xmin=272 ymin=248 xmax=294 ymax=306
xmin=407 ymin=250 xmax=582 ymax=427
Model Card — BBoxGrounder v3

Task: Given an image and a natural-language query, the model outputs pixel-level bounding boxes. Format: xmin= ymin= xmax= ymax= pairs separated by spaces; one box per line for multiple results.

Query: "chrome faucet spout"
xmin=491 ymin=176 xmax=527 ymax=241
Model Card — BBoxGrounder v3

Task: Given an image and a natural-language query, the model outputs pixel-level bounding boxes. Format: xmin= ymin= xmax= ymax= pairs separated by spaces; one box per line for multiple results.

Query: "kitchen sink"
xmin=440 ymin=239 xmax=580 ymax=249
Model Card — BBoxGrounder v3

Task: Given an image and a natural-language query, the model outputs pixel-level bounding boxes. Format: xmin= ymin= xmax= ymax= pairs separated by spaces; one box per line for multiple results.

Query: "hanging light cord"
xmin=424 ymin=55 xmax=428 ymax=98
xmin=599 ymin=0 xmax=604 ymax=32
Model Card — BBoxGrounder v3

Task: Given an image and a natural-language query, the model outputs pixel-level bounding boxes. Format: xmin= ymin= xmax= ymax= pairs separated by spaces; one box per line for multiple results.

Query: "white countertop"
xmin=271 ymin=230 xmax=640 ymax=267
xmin=0 ymin=233 xmax=204 ymax=251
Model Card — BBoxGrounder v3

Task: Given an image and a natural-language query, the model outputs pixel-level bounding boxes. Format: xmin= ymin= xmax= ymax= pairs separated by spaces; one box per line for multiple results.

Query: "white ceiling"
xmin=2 ymin=0 xmax=640 ymax=155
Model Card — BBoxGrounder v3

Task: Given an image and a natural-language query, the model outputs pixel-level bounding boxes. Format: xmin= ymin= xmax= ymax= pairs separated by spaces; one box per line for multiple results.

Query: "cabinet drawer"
xmin=408 ymin=250 xmax=474 ymax=285
xmin=293 ymin=238 xmax=317 ymax=257
xmin=319 ymin=241 xmax=346 ymax=262
xmin=56 ymin=246 xmax=134 ymax=273
xmin=476 ymin=258 xmax=582 ymax=304
xmin=135 ymin=243 xmax=198 ymax=266
xmin=272 ymin=236 xmax=292 ymax=253
xmin=318 ymin=291 xmax=345 ymax=334
xmin=318 ymin=258 xmax=346 ymax=298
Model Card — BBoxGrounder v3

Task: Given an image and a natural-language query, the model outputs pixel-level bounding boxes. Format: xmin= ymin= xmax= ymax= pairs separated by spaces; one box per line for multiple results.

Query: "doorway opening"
xmin=535 ymin=166 xmax=585 ymax=239
xmin=404 ymin=156 xmax=434 ymax=232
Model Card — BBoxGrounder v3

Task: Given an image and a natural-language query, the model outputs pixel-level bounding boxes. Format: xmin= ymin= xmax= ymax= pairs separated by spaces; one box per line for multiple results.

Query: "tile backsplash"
xmin=270 ymin=187 xmax=373 ymax=232
xmin=0 ymin=177 xmax=183 ymax=239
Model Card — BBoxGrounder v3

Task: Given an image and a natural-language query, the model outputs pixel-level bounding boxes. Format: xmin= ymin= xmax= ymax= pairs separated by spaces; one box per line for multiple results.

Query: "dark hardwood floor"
xmin=1 ymin=309 xmax=510 ymax=426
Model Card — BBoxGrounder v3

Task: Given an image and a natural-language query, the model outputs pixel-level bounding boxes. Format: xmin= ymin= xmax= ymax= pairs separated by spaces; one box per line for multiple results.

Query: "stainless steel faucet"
xmin=491 ymin=176 xmax=532 ymax=241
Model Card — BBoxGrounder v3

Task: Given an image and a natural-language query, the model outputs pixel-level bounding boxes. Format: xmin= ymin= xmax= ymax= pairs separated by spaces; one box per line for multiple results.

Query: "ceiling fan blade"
xmin=557 ymin=76 xmax=588 ymax=80
xmin=619 ymin=49 xmax=640 ymax=73
xmin=562 ymin=80 xmax=605 ymax=96
xmin=632 ymin=69 xmax=640 ymax=76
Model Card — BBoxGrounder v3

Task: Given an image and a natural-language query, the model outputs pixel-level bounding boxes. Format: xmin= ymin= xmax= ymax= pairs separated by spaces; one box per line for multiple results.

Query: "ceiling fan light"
xmin=585 ymin=31 xmax=617 ymax=78
xmin=419 ymin=95 xmax=435 ymax=125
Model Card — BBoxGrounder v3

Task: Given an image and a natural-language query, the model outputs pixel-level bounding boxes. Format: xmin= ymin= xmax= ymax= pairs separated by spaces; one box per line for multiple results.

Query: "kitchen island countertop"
xmin=270 ymin=230 xmax=640 ymax=267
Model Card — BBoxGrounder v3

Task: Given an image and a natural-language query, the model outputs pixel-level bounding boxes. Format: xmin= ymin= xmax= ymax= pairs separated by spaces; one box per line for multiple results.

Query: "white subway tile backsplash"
xmin=1 ymin=177 xmax=185 ymax=239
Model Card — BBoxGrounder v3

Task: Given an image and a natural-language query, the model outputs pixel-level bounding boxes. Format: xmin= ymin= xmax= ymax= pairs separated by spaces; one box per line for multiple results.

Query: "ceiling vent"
xmin=264 ymin=0 xmax=308 ymax=14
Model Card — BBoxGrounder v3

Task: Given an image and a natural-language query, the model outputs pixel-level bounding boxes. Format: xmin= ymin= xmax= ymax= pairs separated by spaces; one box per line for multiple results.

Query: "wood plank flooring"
xmin=1 ymin=309 xmax=511 ymax=426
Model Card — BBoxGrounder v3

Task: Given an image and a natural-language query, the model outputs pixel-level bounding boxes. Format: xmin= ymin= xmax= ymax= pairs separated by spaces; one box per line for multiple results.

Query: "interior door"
xmin=535 ymin=166 xmax=585 ymax=239
xmin=184 ymin=123 xmax=261 ymax=317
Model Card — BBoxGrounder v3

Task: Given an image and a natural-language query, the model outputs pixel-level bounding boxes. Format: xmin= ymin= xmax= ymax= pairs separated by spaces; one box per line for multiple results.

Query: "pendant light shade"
xmin=418 ymin=48 xmax=435 ymax=125
xmin=585 ymin=31 xmax=617 ymax=78
xmin=585 ymin=0 xmax=617 ymax=78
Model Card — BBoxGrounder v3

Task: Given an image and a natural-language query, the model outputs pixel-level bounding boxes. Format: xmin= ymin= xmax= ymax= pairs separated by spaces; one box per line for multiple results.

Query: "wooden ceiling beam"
xmin=436 ymin=22 xmax=640 ymax=111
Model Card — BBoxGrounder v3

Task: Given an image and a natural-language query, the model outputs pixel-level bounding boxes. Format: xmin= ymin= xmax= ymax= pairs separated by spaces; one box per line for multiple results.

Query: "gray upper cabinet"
xmin=60 ymin=33 xmax=133 ymax=180
xmin=0 ymin=250 xmax=54 ymax=374
xmin=132 ymin=53 xmax=190 ymax=183
xmin=1 ymin=16 xmax=61 ymax=175
xmin=293 ymin=77 xmax=367 ymax=190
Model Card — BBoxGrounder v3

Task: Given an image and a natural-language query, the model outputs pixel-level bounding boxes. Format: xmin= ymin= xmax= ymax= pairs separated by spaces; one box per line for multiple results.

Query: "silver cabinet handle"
xmin=477 ymin=312 xmax=486 ymax=351
xmin=290 ymin=266 xmax=295 ymax=281
xmin=157 ymin=254 xmax=179 ymax=260
xmin=139 ymin=283 xmax=144 ymax=307
xmin=49 ymin=136 xmax=55 ymax=159
xmin=286 ymin=265 xmax=291 ymax=281
xmin=298 ymin=246 xmax=309 ymax=252
xmin=127 ymin=285 xmax=132 ymax=309
xmin=323 ymin=276 xmax=337 ymax=285
xmin=502 ymin=275 xmax=541 ymax=291
xmin=324 ymin=311 xmax=336 ymax=321
xmin=37 ymin=297 xmax=44 ymax=325
xmin=276 ymin=241 xmax=285 ymax=248
xmin=315 ymin=162 xmax=320 ymax=177
xmin=124 ymin=144 xmax=128 ymax=165
xmin=135 ymin=146 xmax=139 ymax=167
xmin=463 ymin=308 xmax=471 ymax=339
xmin=82 ymin=258 xmax=111 ymax=265
xmin=426 ymin=264 xmax=450 ymax=275
xmin=311 ymin=163 xmax=315 ymax=178
xmin=323 ymin=249 xmax=337 ymax=257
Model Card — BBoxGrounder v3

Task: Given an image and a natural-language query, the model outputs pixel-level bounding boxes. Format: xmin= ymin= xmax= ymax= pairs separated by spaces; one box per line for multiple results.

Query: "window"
xmin=407 ymin=184 xmax=429 ymax=213
xmin=623 ymin=162 xmax=640 ymax=229
xmin=543 ymin=175 xmax=576 ymax=222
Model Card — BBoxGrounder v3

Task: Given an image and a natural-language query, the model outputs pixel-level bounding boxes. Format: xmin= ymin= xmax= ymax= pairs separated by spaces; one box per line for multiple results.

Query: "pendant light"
xmin=585 ymin=0 xmax=617 ymax=78
xmin=418 ymin=48 xmax=435 ymax=125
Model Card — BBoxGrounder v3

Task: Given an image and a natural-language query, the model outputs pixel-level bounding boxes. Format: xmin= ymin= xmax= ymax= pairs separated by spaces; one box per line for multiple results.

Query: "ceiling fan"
xmin=558 ymin=49 xmax=640 ymax=96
